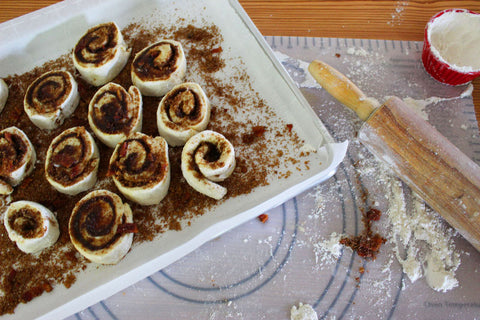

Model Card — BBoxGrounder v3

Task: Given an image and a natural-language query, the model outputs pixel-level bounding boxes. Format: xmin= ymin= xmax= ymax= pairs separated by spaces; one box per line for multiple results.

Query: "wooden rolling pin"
xmin=308 ymin=60 xmax=480 ymax=252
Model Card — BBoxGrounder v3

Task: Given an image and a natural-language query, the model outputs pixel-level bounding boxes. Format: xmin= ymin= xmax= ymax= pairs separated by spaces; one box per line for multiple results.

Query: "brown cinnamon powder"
xmin=339 ymin=208 xmax=386 ymax=259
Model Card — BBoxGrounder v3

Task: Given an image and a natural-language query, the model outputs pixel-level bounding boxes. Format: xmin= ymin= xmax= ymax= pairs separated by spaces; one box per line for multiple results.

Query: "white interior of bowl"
xmin=428 ymin=10 xmax=480 ymax=73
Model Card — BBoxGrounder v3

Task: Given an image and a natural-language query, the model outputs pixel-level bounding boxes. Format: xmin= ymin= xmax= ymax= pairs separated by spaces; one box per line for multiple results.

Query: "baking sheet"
xmin=65 ymin=36 xmax=480 ymax=319
xmin=0 ymin=1 xmax=346 ymax=319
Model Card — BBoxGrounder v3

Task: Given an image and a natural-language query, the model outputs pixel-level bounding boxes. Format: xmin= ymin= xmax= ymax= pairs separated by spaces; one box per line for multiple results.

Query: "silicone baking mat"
xmin=63 ymin=36 xmax=480 ymax=320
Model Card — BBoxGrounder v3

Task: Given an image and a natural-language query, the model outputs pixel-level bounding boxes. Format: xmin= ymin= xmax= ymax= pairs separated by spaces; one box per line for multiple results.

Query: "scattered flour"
xmin=299 ymin=42 xmax=465 ymax=292
xmin=400 ymin=83 xmax=473 ymax=121
xmin=384 ymin=174 xmax=460 ymax=292
xmin=274 ymin=39 xmax=474 ymax=314
xmin=306 ymin=132 xmax=461 ymax=293
xmin=387 ymin=1 xmax=409 ymax=26
xmin=306 ymin=183 xmax=336 ymax=224
xmin=346 ymin=47 xmax=368 ymax=57
xmin=290 ymin=303 xmax=319 ymax=320
xmin=401 ymin=97 xmax=430 ymax=121
xmin=313 ymin=232 xmax=344 ymax=265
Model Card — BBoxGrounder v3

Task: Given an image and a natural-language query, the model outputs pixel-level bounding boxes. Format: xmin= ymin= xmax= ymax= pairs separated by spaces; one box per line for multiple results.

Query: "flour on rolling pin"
xmin=273 ymin=45 xmax=473 ymax=292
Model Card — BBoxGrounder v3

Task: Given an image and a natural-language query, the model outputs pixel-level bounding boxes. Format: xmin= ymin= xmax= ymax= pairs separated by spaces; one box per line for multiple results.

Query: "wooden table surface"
xmin=1 ymin=0 xmax=480 ymax=124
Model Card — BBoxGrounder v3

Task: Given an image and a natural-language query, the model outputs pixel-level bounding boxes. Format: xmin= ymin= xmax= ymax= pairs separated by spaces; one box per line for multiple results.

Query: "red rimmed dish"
xmin=422 ymin=8 xmax=480 ymax=85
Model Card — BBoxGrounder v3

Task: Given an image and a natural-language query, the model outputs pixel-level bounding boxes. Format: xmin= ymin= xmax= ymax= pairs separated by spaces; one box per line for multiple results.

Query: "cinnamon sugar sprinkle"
xmin=0 ymin=22 xmax=308 ymax=315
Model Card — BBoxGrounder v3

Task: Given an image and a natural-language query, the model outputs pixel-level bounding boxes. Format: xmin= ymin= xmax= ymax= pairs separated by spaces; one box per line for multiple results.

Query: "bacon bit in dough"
xmin=117 ymin=223 xmax=139 ymax=234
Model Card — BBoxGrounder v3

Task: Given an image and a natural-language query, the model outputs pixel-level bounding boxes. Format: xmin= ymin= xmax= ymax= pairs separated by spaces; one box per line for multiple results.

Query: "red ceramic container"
xmin=422 ymin=9 xmax=480 ymax=86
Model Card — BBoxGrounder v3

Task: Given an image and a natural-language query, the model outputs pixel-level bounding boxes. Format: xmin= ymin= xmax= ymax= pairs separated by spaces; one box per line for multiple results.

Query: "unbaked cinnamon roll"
xmin=0 ymin=127 xmax=36 ymax=195
xmin=181 ymin=130 xmax=235 ymax=200
xmin=0 ymin=79 xmax=8 ymax=113
xmin=157 ymin=82 xmax=211 ymax=146
xmin=45 ymin=126 xmax=99 ymax=196
xmin=131 ymin=40 xmax=186 ymax=96
xmin=24 ymin=70 xmax=80 ymax=130
xmin=69 ymin=189 xmax=135 ymax=264
xmin=73 ymin=22 xmax=131 ymax=86
xmin=109 ymin=132 xmax=170 ymax=205
xmin=88 ymin=83 xmax=142 ymax=148
xmin=4 ymin=201 xmax=60 ymax=254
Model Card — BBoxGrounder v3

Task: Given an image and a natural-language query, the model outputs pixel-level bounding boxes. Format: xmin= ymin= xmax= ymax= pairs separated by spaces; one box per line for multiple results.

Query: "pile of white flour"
xmin=290 ymin=303 xmax=319 ymax=320
xmin=384 ymin=171 xmax=460 ymax=292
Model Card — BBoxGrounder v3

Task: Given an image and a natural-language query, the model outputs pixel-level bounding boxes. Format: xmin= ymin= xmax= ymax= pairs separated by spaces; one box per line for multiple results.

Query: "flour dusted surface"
xmin=275 ymin=49 xmax=464 ymax=293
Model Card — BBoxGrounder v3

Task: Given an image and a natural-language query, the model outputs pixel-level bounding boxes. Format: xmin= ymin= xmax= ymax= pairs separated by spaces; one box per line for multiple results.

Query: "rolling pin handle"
xmin=308 ymin=60 xmax=379 ymax=121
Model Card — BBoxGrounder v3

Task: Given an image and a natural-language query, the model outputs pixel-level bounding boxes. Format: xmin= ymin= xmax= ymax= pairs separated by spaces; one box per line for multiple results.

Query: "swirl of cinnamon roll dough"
xmin=109 ymin=132 xmax=170 ymax=205
xmin=73 ymin=22 xmax=131 ymax=86
xmin=88 ymin=83 xmax=143 ymax=148
xmin=24 ymin=70 xmax=80 ymax=130
xmin=0 ymin=127 xmax=36 ymax=195
xmin=0 ymin=79 xmax=8 ymax=113
xmin=45 ymin=126 xmax=99 ymax=196
xmin=181 ymin=130 xmax=235 ymax=200
xmin=157 ymin=82 xmax=211 ymax=146
xmin=4 ymin=201 xmax=60 ymax=254
xmin=131 ymin=39 xmax=186 ymax=97
xmin=69 ymin=189 xmax=135 ymax=264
